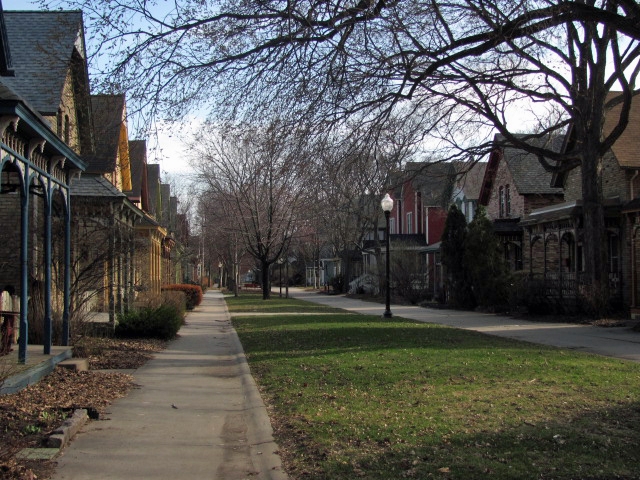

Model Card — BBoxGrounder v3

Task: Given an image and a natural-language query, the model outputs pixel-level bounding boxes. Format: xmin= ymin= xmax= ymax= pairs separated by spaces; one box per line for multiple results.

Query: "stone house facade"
xmin=479 ymin=134 xmax=565 ymax=273
xmin=518 ymin=96 xmax=640 ymax=314
xmin=0 ymin=10 xmax=88 ymax=361
xmin=0 ymin=7 xmax=186 ymax=345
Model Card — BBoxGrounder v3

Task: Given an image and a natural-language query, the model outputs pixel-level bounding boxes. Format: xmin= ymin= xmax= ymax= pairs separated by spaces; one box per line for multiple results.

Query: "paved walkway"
xmin=288 ymin=288 xmax=640 ymax=363
xmin=50 ymin=287 xmax=640 ymax=479
xmin=52 ymin=291 xmax=288 ymax=480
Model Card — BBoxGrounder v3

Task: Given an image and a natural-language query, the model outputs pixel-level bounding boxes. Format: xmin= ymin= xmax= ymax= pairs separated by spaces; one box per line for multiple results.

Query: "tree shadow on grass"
xmin=276 ymin=399 xmax=640 ymax=480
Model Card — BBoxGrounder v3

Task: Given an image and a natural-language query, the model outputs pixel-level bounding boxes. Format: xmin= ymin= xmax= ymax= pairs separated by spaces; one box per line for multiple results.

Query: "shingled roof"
xmin=84 ymin=94 xmax=126 ymax=173
xmin=3 ymin=10 xmax=85 ymax=115
xmin=497 ymin=134 xmax=563 ymax=194
xmin=454 ymin=161 xmax=487 ymax=200
xmin=405 ymin=162 xmax=456 ymax=207
xmin=128 ymin=139 xmax=150 ymax=211
xmin=70 ymin=173 xmax=127 ymax=199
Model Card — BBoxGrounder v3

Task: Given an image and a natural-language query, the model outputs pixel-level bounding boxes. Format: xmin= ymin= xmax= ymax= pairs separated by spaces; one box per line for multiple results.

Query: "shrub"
xmin=160 ymin=290 xmax=187 ymax=318
xmin=329 ymin=274 xmax=345 ymax=293
xmin=116 ymin=304 xmax=183 ymax=340
xmin=162 ymin=284 xmax=203 ymax=310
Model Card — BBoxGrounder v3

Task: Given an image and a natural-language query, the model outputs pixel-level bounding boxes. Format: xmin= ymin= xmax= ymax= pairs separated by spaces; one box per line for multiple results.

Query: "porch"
xmin=525 ymin=271 xmax=622 ymax=313
xmin=0 ymin=344 xmax=72 ymax=395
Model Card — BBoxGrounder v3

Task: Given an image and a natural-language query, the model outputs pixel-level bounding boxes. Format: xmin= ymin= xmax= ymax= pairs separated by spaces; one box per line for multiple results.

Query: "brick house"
xmin=519 ymin=96 xmax=640 ymax=314
xmin=1 ymin=8 xmax=184 ymax=338
xmin=71 ymin=93 xmax=142 ymax=323
xmin=0 ymin=10 xmax=88 ymax=361
xmin=377 ymin=162 xmax=456 ymax=296
xmin=479 ymin=134 xmax=565 ymax=272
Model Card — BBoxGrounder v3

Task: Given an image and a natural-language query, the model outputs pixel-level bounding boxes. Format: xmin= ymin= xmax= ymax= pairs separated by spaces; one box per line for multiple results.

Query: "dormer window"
xmin=505 ymin=184 xmax=511 ymax=217
xmin=499 ymin=186 xmax=505 ymax=218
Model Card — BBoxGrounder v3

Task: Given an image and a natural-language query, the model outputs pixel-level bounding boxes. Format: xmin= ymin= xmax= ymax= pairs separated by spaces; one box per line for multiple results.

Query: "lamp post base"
xmin=383 ymin=309 xmax=393 ymax=318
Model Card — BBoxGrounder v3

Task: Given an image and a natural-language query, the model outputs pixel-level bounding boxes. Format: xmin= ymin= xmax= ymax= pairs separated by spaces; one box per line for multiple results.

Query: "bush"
xmin=329 ymin=274 xmax=345 ymax=293
xmin=115 ymin=304 xmax=183 ymax=340
xmin=162 ymin=284 xmax=203 ymax=310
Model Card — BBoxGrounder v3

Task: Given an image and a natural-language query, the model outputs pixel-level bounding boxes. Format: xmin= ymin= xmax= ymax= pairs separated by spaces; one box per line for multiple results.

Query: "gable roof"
xmin=603 ymin=92 xmax=640 ymax=169
xmin=84 ymin=94 xmax=126 ymax=173
xmin=480 ymin=134 xmax=563 ymax=204
xmin=146 ymin=163 xmax=161 ymax=217
xmin=404 ymin=161 xmax=456 ymax=207
xmin=3 ymin=10 xmax=85 ymax=115
xmin=454 ymin=161 xmax=487 ymax=200
xmin=128 ymin=139 xmax=150 ymax=211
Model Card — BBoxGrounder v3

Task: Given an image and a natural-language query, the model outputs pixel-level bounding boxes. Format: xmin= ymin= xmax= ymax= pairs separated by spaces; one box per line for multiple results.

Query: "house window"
xmin=609 ymin=234 xmax=619 ymax=273
xmin=505 ymin=184 xmax=511 ymax=217
xmin=57 ymin=109 xmax=63 ymax=137
xmin=389 ymin=218 xmax=395 ymax=235
xmin=64 ymin=115 xmax=70 ymax=144
xmin=407 ymin=212 xmax=413 ymax=234
xmin=499 ymin=186 xmax=505 ymax=218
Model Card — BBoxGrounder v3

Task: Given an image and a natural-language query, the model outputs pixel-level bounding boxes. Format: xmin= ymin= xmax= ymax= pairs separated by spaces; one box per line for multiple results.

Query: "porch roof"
xmin=520 ymin=201 xmax=582 ymax=226
xmin=0 ymin=81 xmax=86 ymax=171
xmin=622 ymin=197 xmax=640 ymax=213
xmin=521 ymin=198 xmax=622 ymax=226
xmin=493 ymin=217 xmax=522 ymax=233
xmin=70 ymin=173 xmax=126 ymax=198
xmin=420 ymin=241 xmax=441 ymax=253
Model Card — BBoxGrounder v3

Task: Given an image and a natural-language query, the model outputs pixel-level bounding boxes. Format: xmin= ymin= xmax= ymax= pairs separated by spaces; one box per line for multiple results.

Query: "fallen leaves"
xmin=0 ymin=336 xmax=166 ymax=479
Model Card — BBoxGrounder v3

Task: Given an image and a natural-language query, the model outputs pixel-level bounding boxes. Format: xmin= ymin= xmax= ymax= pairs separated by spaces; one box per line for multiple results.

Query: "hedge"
xmin=162 ymin=284 xmax=203 ymax=310
xmin=115 ymin=304 xmax=183 ymax=340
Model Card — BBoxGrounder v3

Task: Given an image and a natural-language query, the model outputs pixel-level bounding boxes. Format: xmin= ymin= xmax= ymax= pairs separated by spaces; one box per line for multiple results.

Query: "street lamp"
xmin=381 ymin=193 xmax=394 ymax=318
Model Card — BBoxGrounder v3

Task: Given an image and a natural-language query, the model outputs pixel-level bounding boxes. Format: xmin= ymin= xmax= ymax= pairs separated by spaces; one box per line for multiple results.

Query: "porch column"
xmin=528 ymin=229 xmax=533 ymax=276
xmin=631 ymin=227 xmax=637 ymax=308
xmin=115 ymin=220 xmax=122 ymax=316
xmin=128 ymin=227 xmax=135 ymax=310
xmin=108 ymin=203 xmax=115 ymax=324
xmin=18 ymin=167 xmax=30 ymax=364
xmin=543 ymin=229 xmax=548 ymax=276
xmin=62 ymin=191 xmax=70 ymax=346
xmin=558 ymin=224 xmax=562 ymax=302
xmin=43 ymin=185 xmax=52 ymax=354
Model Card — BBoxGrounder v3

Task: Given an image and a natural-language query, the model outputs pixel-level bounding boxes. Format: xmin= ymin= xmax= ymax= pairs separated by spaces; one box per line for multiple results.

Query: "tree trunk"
xmin=580 ymin=147 xmax=610 ymax=317
xmin=261 ymin=260 xmax=271 ymax=300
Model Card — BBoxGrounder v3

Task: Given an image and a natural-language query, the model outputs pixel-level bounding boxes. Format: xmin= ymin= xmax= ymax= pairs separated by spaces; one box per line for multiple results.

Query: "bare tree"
xmin=192 ymin=121 xmax=310 ymax=299
xmin=44 ymin=0 xmax=640 ymax=308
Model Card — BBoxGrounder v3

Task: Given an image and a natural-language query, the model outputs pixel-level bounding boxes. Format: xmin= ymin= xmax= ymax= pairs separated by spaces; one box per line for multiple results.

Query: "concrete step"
xmin=57 ymin=358 xmax=89 ymax=372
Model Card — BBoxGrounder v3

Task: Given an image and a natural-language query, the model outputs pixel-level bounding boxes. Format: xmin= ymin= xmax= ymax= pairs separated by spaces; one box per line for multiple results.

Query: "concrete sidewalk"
xmin=52 ymin=291 xmax=288 ymax=480
xmin=288 ymin=287 xmax=640 ymax=363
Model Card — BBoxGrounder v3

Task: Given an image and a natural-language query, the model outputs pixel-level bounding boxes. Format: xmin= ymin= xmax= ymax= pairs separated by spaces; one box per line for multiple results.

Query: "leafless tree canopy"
xmin=40 ymin=1 xmax=639 ymax=150
xmin=40 ymin=0 xmax=640 ymax=301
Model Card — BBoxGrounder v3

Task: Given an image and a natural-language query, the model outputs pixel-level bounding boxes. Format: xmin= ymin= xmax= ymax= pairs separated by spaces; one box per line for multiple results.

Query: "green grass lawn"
xmin=227 ymin=294 xmax=640 ymax=480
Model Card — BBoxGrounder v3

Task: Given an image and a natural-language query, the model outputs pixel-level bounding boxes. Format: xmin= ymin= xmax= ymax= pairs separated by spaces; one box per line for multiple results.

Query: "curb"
xmin=17 ymin=408 xmax=88 ymax=461
xmin=47 ymin=408 xmax=89 ymax=448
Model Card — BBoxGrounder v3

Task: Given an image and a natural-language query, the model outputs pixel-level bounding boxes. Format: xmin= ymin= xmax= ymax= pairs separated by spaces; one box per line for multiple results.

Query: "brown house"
xmin=0 ymin=10 xmax=88 ymax=361
xmin=479 ymin=134 xmax=565 ymax=272
xmin=475 ymin=96 xmax=640 ymax=315
xmin=518 ymin=96 xmax=640 ymax=314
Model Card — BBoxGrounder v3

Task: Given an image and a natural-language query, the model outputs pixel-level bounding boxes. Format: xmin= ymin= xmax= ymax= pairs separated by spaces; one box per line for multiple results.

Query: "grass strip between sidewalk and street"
xmin=227 ymin=293 xmax=640 ymax=480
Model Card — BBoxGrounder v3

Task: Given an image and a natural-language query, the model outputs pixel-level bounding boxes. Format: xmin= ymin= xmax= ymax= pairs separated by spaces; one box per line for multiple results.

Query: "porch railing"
xmin=529 ymin=271 xmax=621 ymax=300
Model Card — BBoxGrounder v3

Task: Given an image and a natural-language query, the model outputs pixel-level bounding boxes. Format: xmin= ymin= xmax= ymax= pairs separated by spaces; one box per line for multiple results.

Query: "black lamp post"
xmin=381 ymin=193 xmax=394 ymax=318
